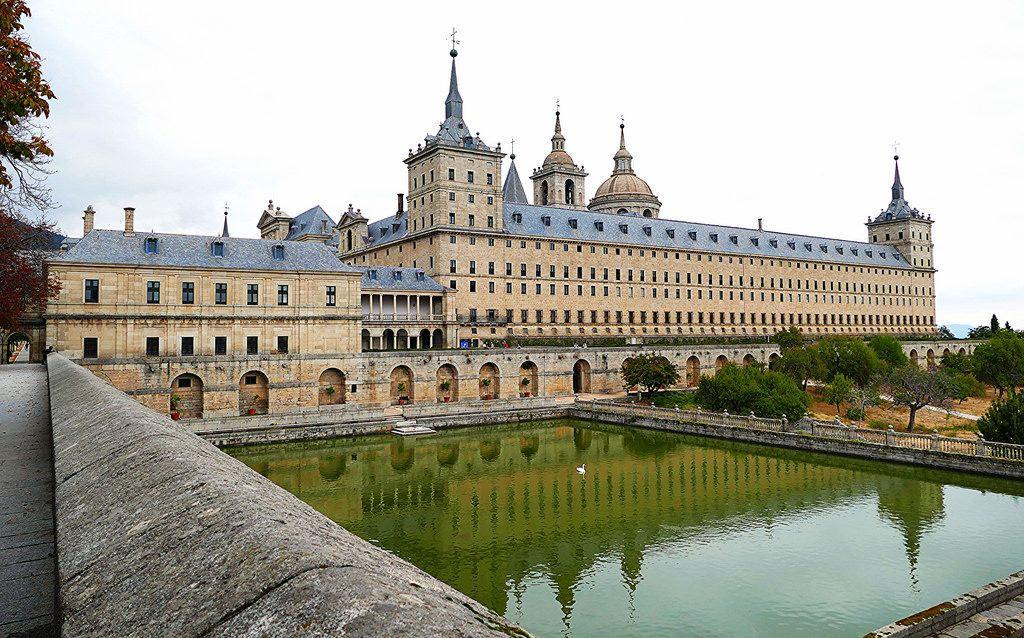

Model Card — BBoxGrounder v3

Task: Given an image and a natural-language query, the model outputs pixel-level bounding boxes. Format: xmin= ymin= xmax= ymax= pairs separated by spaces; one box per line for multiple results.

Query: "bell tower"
xmin=866 ymin=155 xmax=935 ymax=270
xmin=531 ymin=106 xmax=587 ymax=209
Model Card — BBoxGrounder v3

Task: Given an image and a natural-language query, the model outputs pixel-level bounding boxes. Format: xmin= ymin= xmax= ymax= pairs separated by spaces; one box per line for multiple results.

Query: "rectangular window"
xmin=277 ymin=336 xmax=289 ymax=354
xmin=247 ymin=284 xmax=259 ymax=305
xmin=215 ymin=283 xmax=227 ymax=305
xmin=448 ymin=168 xmax=455 ymax=180
xmin=146 ymin=281 xmax=160 ymax=304
xmin=145 ymin=337 xmax=159 ymax=356
xmin=181 ymin=281 xmax=195 ymax=304
xmin=246 ymin=336 xmax=258 ymax=355
xmin=277 ymin=284 xmax=289 ymax=305
xmin=467 ymin=170 xmax=474 ymax=183
xmin=486 ymin=173 xmax=493 ymax=185
xmin=448 ymin=192 xmax=455 ymax=201
xmin=181 ymin=336 xmax=194 ymax=356
xmin=326 ymin=286 xmax=336 ymax=306
xmin=450 ymin=259 xmax=457 ymax=274
xmin=84 ymin=279 xmax=99 ymax=303
xmin=212 ymin=241 xmax=224 ymax=257
xmin=214 ymin=336 xmax=227 ymax=356
xmin=83 ymin=337 xmax=98 ymax=359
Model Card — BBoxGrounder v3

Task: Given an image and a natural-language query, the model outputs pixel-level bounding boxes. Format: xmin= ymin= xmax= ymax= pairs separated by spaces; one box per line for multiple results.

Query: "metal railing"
xmin=576 ymin=400 xmax=1023 ymax=462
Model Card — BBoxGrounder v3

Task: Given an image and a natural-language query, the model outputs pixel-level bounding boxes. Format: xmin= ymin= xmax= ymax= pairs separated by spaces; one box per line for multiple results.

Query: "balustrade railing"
xmin=362 ymin=313 xmax=445 ymax=322
xmin=576 ymin=400 xmax=1023 ymax=462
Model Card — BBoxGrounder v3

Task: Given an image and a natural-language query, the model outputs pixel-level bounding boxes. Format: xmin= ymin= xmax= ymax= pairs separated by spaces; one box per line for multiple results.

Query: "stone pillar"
xmin=976 ymin=435 xmax=986 ymax=456
xmin=886 ymin=427 xmax=895 ymax=446
xmin=930 ymin=431 xmax=941 ymax=451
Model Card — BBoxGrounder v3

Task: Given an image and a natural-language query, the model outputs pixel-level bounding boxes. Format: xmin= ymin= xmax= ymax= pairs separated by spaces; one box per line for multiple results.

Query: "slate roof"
xmin=358 ymin=266 xmax=446 ymax=291
xmin=502 ymin=158 xmax=529 ymax=204
xmin=52 ymin=229 xmax=360 ymax=273
xmin=423 ymin=54 xmax=492 ymax=152
xmin=505 ymin=203 xmax=911 ymax=268
xmin=285 ymin=205 xmax=337 ymax=241
xmin=871 ymin=158 xmax=929 ymax=224
xmin=366 ymin=214 xmax=409 ymax=246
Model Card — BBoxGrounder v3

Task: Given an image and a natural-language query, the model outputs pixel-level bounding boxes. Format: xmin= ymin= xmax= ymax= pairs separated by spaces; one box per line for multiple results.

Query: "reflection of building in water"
xmin=876 ymin=477 xmax=946 ymax=588
xmin=234 ymin=423 xmax=945 ymax=622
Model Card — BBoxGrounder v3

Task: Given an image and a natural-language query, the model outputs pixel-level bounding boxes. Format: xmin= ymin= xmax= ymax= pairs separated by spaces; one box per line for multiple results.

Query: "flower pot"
xmin=399 ymin=399 xmax=406 ymax=405
xmin=523 ymin=392 xmax=531 ymax=398
xmin=248 ymin=408 xmax=256 ymax=416
xmin=443 ymin=396 xmax=450 ymax=403
xmin=170 ymin=411 xmax=180 ymax=421
xmin=484 ymin=394 xmax=491 ymax=401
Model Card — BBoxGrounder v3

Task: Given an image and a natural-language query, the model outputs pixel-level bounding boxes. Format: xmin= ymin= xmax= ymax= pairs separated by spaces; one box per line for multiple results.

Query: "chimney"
xmin=397 ymin=193 xmax=404 ymax=214
xmin=124 ymin=207 xmax=135 ymax=236
xmin=757 ymin=217 xmax=763 ymax=232
xmin=83 ymin=205 xmax=95 ymax=235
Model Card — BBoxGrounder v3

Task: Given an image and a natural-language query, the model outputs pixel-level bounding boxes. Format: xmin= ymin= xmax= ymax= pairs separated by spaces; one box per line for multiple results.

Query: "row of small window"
xmin=83 ymin=280 xmax=337 ymax=306
xmin=81 ymin=335 xmax=290 ymax=359
xmin=142 ymin=237 xmax=285 ymax=259
xmin=412 ymin=169 xmax=494 ymax=189
xmin=467 ymin=308 xmax=935 ymax=328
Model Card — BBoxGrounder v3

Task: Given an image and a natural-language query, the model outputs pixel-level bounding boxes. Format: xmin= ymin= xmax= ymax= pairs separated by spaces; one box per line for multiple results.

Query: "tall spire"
xmin=891 ymin=154 xmax=905 ymax=201
xmin=221 ymin=203 xmax=229 ymax=237
xmin=613 ymin=118 xmax=634 ymax=173
xmin=445 ymin=47 xmax=462 ymax=119
xmin=551 ymin=103 xmax=565 ymax=151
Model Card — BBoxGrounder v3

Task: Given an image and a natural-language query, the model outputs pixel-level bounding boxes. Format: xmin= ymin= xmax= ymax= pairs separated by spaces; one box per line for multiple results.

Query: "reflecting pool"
xmin=227 ymin=420 xmax=1024 ymax=637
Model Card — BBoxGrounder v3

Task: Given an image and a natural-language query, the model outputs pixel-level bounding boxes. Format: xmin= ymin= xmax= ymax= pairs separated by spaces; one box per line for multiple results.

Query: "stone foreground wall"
xmin=46 ymin=353 xmax=527 ymax=638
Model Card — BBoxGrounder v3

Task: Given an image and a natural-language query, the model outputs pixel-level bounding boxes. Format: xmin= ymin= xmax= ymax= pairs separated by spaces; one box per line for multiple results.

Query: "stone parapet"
xmin=46 ymin=353 xmax=527 ymax=637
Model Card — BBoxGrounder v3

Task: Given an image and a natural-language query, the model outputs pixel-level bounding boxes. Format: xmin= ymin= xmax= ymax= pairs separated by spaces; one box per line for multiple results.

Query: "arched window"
xmin=616 ymin=208 xmax=628 ymax=215
xmin=643 ymin=208 xmax=652 ymax=218
xmin=565 ymin=179 xmax=575 ymax=205
xmin=346 ymin=229 xmax=353 ymax=251
xmin=541 ymin=181 xmax=549 ymax=205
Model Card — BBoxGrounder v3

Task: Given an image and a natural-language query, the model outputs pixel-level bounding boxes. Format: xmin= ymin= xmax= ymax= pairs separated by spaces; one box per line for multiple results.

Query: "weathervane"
xmin=450 ymin=27 xmax=459 ymax=49
xmin=893 ymin=140 xmax=900 ymax=157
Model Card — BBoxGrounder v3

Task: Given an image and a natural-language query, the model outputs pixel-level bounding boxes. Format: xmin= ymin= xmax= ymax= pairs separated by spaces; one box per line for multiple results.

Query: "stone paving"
xmin=933 ymin=592 xmax=1024 ymax=637
xmin=0 ymin=363 xmax=56 ymax=637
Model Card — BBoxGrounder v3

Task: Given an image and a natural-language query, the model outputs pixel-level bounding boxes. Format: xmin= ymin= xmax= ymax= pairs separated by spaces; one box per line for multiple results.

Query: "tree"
xmin=940 ymin=350 xmax=972 ymax=375
xmin=771 ymin=326 xmax=804 ymax=352
xmin=971 ymin=332 xmax=1024 ymax=397
xmin=868 ymin=335 xmax=909 ymax=372
xmin=696 ymin=363 xmax=810 ymax=420
xmin=823 ymin=373 xmax=854 ymax=415
xmin=848 ymin=383 xmax=882 ymax=423
xmin=817 ymin=336 xmax=882 ymax=387
xmin=991 ymin=314 xmax=1000 ymax=334
xmin=622 ymin=353 xmax=679 ymax=401
xmin=1 ymin=0 xmax=56 ymax=215
xmin=977 ymin=393 xmax=1024 ymax=445
xmin=774 ymin=345 xmax=825 ymax=391
xmin=882 ymin=366 xmax=957 ymax=432
xmin=0 ymin=211 xmax=61 ymax=332
xmin=969 ymin=326 xmax=994 ymax=340
xmin=937 ymin=325 xmax=955 ymax=340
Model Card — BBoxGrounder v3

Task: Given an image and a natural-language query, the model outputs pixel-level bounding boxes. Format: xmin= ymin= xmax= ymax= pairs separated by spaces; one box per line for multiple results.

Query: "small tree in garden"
xmin=868 ymin=335 xmax=909 ymax=372
xmin=771 ymin=326 xmax=804 ymax=352
xmin=847 ymin=383 xmax=882 ymax=423
xmin=775 ymin=345 xmax=825 ymax=390
xmin=823 ymin=373 xmax=854 ymax=415
xmin=978 ymin=393 xmax=1024 ymax=444
xmin=882 ymin=366 xmax=956 ymax=432
xmin=972 ymin=332 xmax=1024 ymax=397
xmin=696 ymin=363 xmax=810 ymax=420
xmin=621 ymin=353 xmax=679 ymax=401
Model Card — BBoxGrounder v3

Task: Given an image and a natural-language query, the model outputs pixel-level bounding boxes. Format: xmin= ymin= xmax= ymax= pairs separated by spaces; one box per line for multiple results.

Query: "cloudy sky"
xmin=25 ymin=1 xmax=1024 ymax=329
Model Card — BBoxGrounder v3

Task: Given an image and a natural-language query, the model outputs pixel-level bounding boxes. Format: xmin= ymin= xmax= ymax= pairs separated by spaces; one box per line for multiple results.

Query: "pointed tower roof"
xmin=445 ymin=51 xmax=463 ymax=119
xmin=872 ymin=154 xmax=928 ymax=223
xmin=502 ymin=150 xmax=529 ymax=204
xmin=612 ymin=121 xmax=634 ymax=168
xmin=542 ymin=107 xmax=575 ymax=167
xmin=423 ymin=47 xmax=492 ymax=151
xmin=221 ymin=206 xmax=229 ymax=237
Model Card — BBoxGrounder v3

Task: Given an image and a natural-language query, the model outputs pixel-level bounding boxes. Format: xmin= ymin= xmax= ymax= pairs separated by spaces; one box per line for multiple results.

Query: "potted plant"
xmin=521 ymin=377 xmax=531 ymax=397
xmin=169 ymin=394 xmax=181 ymax=421
xmin=439 ymin=380 xmax=451 ymax=403
xmin=248 ymin=393 xmax=259 ymax=416
xmin=322 ymin=384 xmax=335 ymax=402
xmin=396 ymin=382 xmax=408 ymax=405
xmin=481 ymin=377 xmax=492 ymax=400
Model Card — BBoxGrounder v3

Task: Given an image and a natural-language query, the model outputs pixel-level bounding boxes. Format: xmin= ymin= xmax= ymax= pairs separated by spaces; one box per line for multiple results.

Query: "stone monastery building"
xmin=38 ymin=45 xmax=940 ymax=418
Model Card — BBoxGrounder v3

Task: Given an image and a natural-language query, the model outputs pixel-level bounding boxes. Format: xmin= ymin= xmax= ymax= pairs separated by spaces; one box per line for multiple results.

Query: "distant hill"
xmin=945 ymin=324 xmax=973 ymax=339
xmin=11 ymin=218 xmax=67 ymax=251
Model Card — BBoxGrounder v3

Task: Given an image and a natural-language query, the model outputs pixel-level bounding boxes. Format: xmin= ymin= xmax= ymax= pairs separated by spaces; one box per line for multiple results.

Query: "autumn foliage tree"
xmin=0 ymin=0 xmax=60 ymax=332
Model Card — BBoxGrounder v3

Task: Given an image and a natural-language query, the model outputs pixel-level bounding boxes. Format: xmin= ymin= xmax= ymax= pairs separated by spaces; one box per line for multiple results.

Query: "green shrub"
xmin=651 ymin=390 xmax=697 ymax=409
xmin=846 ymin=407 xmax=865 ymax=421
xmin=978 ymin=393 xmax=1024 ymax=444
xmin=696 ymin=363 xmax=810 ymax=420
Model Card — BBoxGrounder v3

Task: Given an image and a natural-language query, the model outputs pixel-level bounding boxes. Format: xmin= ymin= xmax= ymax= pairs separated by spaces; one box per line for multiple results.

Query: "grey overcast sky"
xmin=25 ymin=0 xmax=1024 ymax=329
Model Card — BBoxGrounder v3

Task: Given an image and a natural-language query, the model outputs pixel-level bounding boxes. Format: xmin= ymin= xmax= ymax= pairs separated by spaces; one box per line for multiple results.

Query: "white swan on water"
xmin=576 ymin=464 xmax=586 ymax=475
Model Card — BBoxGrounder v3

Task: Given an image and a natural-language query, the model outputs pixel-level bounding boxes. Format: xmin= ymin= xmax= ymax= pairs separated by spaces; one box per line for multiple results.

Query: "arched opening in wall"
xmin=942 ymin=348 xmax=951 ymax=358
xmin=910 ymin=349 xmax=919 ymax=367
xmin=432 ymin=329 xmax=444 ymax=349
xmin=616 ymin=208 xmax=628 ymax=215
xmin=519 ymin=360 xmax=539 ymax=397
xmin=621 ymin=357 xmax=636 ymax=393
xmin=479 ymin=363 xmax=500 ymax=400
xmin=239 ymin=371 xmax=269 ymax=415
xmin=419 ymin=328 xmax=431 ymax=349
xmin=396 ymin=329 xmax=409 ymax=350
xmin=643 ymin=209 xmax=652 ymax=218
xmin=573 ymin=359 xmax=592 ymax=394
xmin=361 ymin=329 xmax=371 ymax=352
xmin=743 ymin=354 xmax=756 ymax=367
xmin=565 ymin=179 xmax=575 ymax=205
xmin=319 ymin=368 xmax=346 ymax=406
xmin=437 ymin=364 xmax=458 ymax=402
xmin=170 ymin=373 xmax=203 ymax=419
xmin=715 ymin=355 xmax=728 ymax=374
xmin=346 ymin=229 xmax=353 ymax=252
xmin=768 ymin=353 xmax=780 ymax=368
xmin=5 ymin=331 xmax=30 ymax=363
xmin=958 ymin=347 xmax=967 ymax=356
xmin=926 ymin=349 xmax=936 ymax=369
xmin=686 ymin=356 xmax=700 ymax=388
xmin=383 ymin=329 xmax=395 ymax=350
xmin=390 ymin=366 xmax=414 ymax=404
xmin=541 ymin=181 xmax=549 ymax=205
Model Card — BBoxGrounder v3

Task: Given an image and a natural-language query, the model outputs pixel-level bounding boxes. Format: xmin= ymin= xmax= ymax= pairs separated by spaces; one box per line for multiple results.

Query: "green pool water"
xmin=227 ymin=420 xmax=1024 ymax=637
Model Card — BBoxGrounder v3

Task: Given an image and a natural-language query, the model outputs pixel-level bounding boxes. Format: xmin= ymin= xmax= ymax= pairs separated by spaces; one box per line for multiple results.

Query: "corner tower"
xmin=530 ymin=107 xmax=587 ymax=209
xmin=866 ymin=155 xmax=935 ymax=270
xmin=588 ymin=120 xmax=661 ymax=218
xmin=403 ymin=46 xmax=504 ymax=234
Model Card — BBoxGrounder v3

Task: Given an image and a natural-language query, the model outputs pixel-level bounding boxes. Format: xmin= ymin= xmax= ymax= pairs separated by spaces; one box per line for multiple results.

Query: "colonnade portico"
xmin=360 ymin=292 xmax=450 ymax=351
xmin=362 ymin=293 xmax=444 ymax=323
